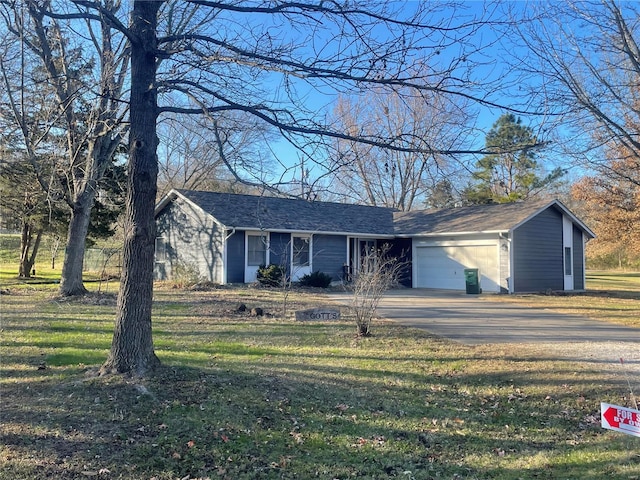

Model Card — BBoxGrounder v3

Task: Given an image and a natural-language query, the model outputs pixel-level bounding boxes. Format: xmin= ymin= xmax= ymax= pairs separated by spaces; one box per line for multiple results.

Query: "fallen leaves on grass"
xmin=351 ymin=435 xmax=386 ymax=448
xmin=81 ymin=468 xmax=110 ymax=476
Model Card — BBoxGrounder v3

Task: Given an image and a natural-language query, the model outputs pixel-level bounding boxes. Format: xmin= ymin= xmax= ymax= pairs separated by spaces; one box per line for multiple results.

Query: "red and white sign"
xmin=601 ymin=402 xmax=640 ymax=438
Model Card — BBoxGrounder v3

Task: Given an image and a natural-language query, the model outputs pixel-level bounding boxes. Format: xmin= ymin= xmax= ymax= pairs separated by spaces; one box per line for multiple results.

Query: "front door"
xmin=348 ymin=238 xmax=377 ymax=278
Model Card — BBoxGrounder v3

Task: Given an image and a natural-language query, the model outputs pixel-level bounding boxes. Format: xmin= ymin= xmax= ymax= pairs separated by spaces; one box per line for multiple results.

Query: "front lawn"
xmin=1 ymin=284 xmax=638 ymax=479
xmin=485 ymin=271 xmax=640 ymax=328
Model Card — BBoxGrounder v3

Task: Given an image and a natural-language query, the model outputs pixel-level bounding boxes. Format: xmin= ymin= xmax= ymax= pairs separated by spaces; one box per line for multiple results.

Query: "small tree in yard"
xmin=350 ymin=243 xmax=404 ymax=337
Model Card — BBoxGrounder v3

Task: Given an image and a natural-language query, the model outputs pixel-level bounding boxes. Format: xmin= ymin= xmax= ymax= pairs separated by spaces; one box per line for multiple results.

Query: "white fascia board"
xmin=154 ymin=189 xmax=179 ymax=215
xmin=396 ymin=230 xmax=508 ymax=238
xmin=553 ymin=199 xmax=596 ymax=239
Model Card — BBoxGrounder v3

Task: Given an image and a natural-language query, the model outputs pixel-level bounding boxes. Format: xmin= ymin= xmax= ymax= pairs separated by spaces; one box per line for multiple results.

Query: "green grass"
xmin=0 ymin=235 xmax=23 ymax=263
xmin=488 ymin=271 xmax=640 ymax=328
xmin=0 ymin=260 xmax=111 ymax=292
xmin=1 ymin=284 xmax=638 ymax=479
xmin=587 ymin=270 xmax=640 ymax=292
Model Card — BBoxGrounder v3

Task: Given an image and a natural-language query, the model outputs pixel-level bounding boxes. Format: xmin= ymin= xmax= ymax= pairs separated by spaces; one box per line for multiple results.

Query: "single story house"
xmin=155 ymin=189 xmax=595 ymax=294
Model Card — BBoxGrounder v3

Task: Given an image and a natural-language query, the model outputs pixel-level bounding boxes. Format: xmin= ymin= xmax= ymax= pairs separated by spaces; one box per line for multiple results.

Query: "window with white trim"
xmin=247 ymin=235 xmax=267 ymax=266
xmin=292 ymin=236 xmax=310 ymax=266
xmin=155 ymin=236 xmax=167 ymax=263
xmin=564 ymin=247 xmax=572 ymax=275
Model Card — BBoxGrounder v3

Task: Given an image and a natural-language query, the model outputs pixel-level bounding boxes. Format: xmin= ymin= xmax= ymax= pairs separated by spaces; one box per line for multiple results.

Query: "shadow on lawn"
xmin=2 ymin=361 xmax=633 ymax=480
xmin=2 ymin=287 xmax=637 ymax=479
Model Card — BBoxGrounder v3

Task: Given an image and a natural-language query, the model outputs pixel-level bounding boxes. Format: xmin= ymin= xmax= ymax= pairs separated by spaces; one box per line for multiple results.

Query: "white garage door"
xmin=415 ymin=244 xmax=500 ymax=292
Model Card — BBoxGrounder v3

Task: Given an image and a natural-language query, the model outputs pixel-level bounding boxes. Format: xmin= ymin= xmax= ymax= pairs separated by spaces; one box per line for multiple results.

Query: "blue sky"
xmin=251 ymin=2 xmax=540 ymax=190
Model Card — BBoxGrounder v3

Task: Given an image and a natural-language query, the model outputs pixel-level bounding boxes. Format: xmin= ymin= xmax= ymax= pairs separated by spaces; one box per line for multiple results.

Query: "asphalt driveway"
xmin=328 ymin=289 xmax=640 ymax=346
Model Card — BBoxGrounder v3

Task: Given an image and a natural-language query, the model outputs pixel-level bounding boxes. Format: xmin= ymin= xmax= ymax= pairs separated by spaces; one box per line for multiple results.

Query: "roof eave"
xmin=154 ymin=189 xmax=180 ymax=216
xmin=230 ymin=227 xmax=394 ymax=238
xmin=399 ymin=229 xmax=509 ymax=238
xmin=509 ymin=199 xmax=596 ymax=239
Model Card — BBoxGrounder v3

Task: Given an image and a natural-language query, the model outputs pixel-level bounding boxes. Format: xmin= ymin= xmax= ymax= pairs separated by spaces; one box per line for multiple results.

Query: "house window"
xmin=247 ymin=234 xmax=267 ymax=266
xmin=564 ymin=247 xmax=572 ymax=275
xmin=292 ymin=236 xmax=310 ymax=266
xmin=155 ymin=236 xmax=166 ymax=263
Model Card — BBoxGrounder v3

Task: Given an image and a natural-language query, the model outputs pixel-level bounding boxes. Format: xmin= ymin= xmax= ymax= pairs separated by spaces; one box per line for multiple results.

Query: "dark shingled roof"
xmin=173 ymin=189 xmax=396 ymax=236
xmin=158 ymin=190 xmax=594 ymax=239
xmin=393 ymin=200 xmax=558 ymax=235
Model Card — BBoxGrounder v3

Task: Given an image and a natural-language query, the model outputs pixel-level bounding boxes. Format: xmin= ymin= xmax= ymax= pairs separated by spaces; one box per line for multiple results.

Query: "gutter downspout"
xmin=501 ymin=231 xmax=513 ymax=294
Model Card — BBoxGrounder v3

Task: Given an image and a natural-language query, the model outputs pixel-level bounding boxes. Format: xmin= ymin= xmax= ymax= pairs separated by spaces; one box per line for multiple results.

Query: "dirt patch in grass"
xmin=53 ymin=292 xmax=118 ymax=306
xmin=1 ymin=284 xmax=638 ymax=480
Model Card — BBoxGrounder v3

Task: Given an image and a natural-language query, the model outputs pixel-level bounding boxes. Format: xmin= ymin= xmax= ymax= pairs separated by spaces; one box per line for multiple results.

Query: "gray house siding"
xmin=573 ymin=225 xmax=585 ymax=290
xmin=312 ymin=234 xmax=348 ymax=281
xmin=269 ymin=232 xmax=291 ymax=269
xmin=226 ymin=230 xmax=245 ymax=283
xmin=156 ymin=203 xmax=181 ymax=280
xmin=512 ymin=207 xmax=563 ymax=292
xmin=155 ymin=198 xmax=225 ymax=283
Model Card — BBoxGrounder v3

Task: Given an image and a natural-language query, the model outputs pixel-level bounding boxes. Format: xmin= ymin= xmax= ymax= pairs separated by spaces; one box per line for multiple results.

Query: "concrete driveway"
xmin=328 ymin=289 xmax=640 ymax=346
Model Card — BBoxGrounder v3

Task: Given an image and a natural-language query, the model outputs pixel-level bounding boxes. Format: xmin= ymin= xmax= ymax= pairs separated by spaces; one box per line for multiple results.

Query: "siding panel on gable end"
xmin=156 ymin=198 xmax=225 ymax=283
xmin=512 ymin=207 xmax=563 ymax=292
xmin=155 ymin=212 xmax=172 ymax=280
xmin=313 ymin=234 xmax=347 ymax=281
xmin=573 ymin=225 xmax=585 ymax=290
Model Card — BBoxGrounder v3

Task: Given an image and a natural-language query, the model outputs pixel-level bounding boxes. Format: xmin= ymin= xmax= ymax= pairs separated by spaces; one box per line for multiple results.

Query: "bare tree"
xmin=28 ymin=0 xmax=519 ymax=375
xmin=328 ymin=85 xmax=472 ymax=210
xmin=0 ymin=0 xmax=130 ymax=296
xmin=157 ymin=112 xmax=275 ymax=198
xmin=349 ymin=243 xmax=404 ymax=337
xmin=512 ymin=1 xmax=640 ymax=181
xmin=157 ymin=115 xmax=227 ymax=198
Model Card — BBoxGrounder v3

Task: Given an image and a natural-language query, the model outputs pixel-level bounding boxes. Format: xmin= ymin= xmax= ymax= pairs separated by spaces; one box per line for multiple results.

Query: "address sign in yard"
xmin=601 ymin=402 xmax=640 ymax=438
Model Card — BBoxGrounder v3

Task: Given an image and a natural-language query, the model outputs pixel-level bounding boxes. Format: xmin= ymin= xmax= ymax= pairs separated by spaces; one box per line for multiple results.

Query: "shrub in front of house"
xmin=172 ymin=261 xmax=203 ymax=288
xmin=298 ymin=271 xmax=333 ymax=288
xmin=256 ymin=264 xmax=285 ymax=287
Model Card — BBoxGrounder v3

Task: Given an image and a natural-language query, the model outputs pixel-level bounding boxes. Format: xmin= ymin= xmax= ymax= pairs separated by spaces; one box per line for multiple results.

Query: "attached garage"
xmin=394 ymin=199 xmax=594 ymax=294
xmin=414 ymin=240 xmax=501 ymax=292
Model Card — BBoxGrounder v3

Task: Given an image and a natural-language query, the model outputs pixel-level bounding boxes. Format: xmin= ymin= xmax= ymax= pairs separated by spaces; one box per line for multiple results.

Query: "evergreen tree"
xmin=463 ymin=114 xmax=564 ymax=204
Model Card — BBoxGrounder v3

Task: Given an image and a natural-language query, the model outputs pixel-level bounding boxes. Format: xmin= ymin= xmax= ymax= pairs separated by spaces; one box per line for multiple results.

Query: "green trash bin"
xmin=464 ymin=268 xmax=480 ymax=294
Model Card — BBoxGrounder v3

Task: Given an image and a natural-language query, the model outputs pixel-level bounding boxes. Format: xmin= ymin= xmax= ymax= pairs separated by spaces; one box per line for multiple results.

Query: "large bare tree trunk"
xmin=59 ymin=198 xmax=92 ymax=296
xmin=102 ymin=0 xmax=161 ymax=376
